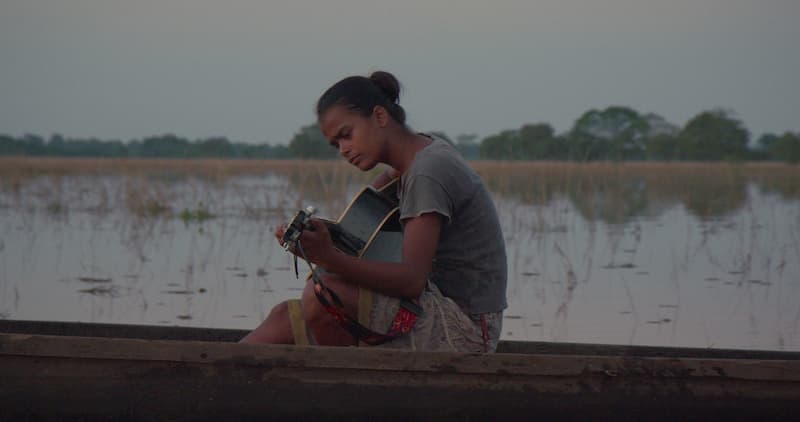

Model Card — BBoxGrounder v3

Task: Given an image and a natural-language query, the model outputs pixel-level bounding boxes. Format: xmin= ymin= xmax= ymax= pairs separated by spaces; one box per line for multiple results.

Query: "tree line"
xmin=468 ymin=107 xmax=798 ymax=163
xmin=0 ymin=134 xmax=291 ymax=159
xmin=2 ymin=107 xmax=798 ymax=162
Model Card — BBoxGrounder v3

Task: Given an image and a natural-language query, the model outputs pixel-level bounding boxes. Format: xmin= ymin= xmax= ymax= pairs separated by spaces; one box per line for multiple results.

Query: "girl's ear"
xmin=372 ymin=105 xmax=389 ymax=128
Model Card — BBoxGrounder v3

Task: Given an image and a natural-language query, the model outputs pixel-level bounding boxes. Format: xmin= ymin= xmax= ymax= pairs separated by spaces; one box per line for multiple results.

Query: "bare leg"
xmin=239 ymin=300 xmax=293 ymax=344
xmin=240 ymin=274 xmax=361 ymax=346
xmin=301 ymin=275 xmax=360 ymax=346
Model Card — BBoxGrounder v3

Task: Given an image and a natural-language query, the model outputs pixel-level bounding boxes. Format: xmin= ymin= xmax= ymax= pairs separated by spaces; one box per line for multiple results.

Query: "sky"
xmin=1 ymin=0 xmax=798 ymax=144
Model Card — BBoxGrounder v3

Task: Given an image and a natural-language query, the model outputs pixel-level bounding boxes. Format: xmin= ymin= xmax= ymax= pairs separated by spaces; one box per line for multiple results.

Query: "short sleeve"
xmin=399 ymin=174 xmax=453 ymax=224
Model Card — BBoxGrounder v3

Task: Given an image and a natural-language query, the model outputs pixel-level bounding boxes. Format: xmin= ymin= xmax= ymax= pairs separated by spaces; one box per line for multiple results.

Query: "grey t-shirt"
xmin=398 ymin=136 xmax=507 ymax=314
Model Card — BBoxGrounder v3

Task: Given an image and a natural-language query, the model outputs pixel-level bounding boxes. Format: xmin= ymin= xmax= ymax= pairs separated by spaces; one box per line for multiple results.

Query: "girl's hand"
xmin=274 ymin=222 xmax=304 ymax=255
xmin=296 ymin=219 xmax=337 ymax=268
xmin=274 ymin=223 xmax=288 ymax=244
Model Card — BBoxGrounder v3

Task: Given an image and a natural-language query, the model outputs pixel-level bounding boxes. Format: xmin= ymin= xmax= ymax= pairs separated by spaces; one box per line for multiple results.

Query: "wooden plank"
xmin=1 ymin=338 xmax=799 ymax=419
xmin=2 ymin=319 xmax=799 ymax=360
xmin=497 ymin=339 xmax=800 ymax=360
xmin=4 ymin=353 xmax=795 ymax=420
xmin=2 ymin=329 xmax=800 ymax=419
xmin=2 ymin=333 xmax=800 ymax=383
xmin=0 ymin=319 xmax=247 ymax=342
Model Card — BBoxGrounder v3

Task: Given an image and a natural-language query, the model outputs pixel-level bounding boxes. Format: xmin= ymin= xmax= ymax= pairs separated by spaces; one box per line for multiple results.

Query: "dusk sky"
xmin=1 ymin=0 xmax=798 ymax=144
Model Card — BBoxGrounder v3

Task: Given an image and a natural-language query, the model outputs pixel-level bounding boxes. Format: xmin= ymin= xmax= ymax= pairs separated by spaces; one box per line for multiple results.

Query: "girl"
xmin=241 ymin=71 xmax=507 ymax=352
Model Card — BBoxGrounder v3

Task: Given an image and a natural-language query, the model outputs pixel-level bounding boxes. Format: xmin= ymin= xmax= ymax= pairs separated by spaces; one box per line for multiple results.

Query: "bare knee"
xmin=301 ymin=280 xmax=329 ymax=324
xmin=300 ymin=277 xmax=357 ymax=346
xmin=269 ymin=300 xmax=290 ymax=320
xmin=239 ymin=300 xmax=292 ymax=344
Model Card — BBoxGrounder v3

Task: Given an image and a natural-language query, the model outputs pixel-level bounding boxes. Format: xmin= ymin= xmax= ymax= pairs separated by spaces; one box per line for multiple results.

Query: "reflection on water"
xmin=0 ymin=159 xmax=799 ymax=351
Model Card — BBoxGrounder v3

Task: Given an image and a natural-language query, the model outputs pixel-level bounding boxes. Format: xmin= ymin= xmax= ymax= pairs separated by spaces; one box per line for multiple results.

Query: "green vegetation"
xmin=2 ymin=107 xmax=798 ymax=162
xmin=125 ymin=186 xmax=172 ymax=218
xmin=287 ymin=124 xmax=337 ymax=159
xmin=180 ymin=205 xmax=215 ymax=224
xmin=45 ymin=201 xmax=66 ymax=215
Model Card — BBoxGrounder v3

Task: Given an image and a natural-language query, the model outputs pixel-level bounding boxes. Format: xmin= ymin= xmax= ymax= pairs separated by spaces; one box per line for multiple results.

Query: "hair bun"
xmin=369 ymin=71 xmax=401 ymax=103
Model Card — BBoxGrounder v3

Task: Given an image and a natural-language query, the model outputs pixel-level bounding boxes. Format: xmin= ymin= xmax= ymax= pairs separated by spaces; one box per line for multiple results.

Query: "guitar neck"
xmin=323 ymin=221 xmax=365 ymax=256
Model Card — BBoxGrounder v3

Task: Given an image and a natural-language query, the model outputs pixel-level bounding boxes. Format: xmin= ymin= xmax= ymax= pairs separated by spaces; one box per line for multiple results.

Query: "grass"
xmin=45 ymin=201 xmax=66 ymax=215
xmin=0 ymin=157 xmax=367 ymax=180
xmin=1 ymin=158 xmax=798 ymax=223
xmin=180 ymin=204 xmax=215 ymax=224
xmin=472 ymin=161 xmax=800 ymax=223
xmin=124 ymin=182 xmax=173 ymax=218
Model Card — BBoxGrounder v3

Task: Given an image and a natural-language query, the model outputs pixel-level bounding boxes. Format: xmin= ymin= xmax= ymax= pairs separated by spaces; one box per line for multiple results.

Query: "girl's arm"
xmin=296 ymin=212 xmax=441 ymax=299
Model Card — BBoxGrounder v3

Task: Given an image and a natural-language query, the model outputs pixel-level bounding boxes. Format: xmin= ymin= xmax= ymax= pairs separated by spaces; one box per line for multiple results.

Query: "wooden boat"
xmin=1 ymin=319 xmax=799 ymax=420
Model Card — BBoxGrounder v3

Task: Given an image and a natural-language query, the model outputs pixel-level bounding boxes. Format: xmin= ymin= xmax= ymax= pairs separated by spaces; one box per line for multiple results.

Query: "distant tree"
xmin=0 ymin=134 xmax=24 ymax=155
xmin=21 ymin=134 xmax=47 ymax=156
xmin=264 ymin=143 xmax=291 ymax=159
xmin=765 ymin=132 xmax=800 ymax=163
xmin=288 ymin=123 xmax=337 ymax=159
xmin=45 ymin=134 xmax=66 ymax=156
xmin=641 ymin=113 xmax=681 ymax=161
xmin=679 ymin=109 xmax=749 ymax=161
xmin=102 ymin=139 xmax=128 ymax=157
xmin=645 ymin=133 xmax=681 ymax=161
xmin=748 ymin=133 xmax=780 ymax=161
xmin=55 ymin=138 xmax=127 ymax=157
xmin=480 ymin=130 xmax=518 ymax=160
xmin=2 ymin=133 xmax=294 ymax=159
xmin=127 ymin=139 xmax=143 ymax=157
xmin=756 ymin=133 xmax=781 ymax=151
xmin=567 ymin=106 xmax=649 ymax=161
xmin=642 ymin=113 xmax=679 ymax=137
xmin=479 ymin=124 xmax=564 ymax=160
xmin=231 ymin=142 xmax=259 ymax=159
xmin=193 ymin=137 xmax=234 ymax=158
xmin=140 ymin=134 xmax=191 ymax=157
xmin=518 ymin=123 xmax=561 ymax=160
xmin=0 ymin=105 xmax=784 ymax=162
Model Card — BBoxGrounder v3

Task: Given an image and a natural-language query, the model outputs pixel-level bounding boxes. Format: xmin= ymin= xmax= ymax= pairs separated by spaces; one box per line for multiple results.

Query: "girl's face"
xmin=319 ymin=104 xmax=386 ymax=171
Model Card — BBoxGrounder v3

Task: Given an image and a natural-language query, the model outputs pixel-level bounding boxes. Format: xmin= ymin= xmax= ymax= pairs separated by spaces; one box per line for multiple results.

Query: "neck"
xmin=383 ymin=129 xmax=432 ymax=174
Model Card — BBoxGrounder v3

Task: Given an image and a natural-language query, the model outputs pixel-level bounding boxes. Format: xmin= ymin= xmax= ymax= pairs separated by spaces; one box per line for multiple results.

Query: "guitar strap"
xmin=296 ymin=242 xmax=421 ymax=346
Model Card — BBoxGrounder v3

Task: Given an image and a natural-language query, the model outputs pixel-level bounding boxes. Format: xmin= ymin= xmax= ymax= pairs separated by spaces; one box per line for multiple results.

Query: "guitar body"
xmin=319 ymin=178 xmax=402 ymax=263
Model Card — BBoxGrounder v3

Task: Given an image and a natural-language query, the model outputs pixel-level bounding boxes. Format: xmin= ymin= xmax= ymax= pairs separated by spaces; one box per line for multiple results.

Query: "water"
xmin=1 ymin=163 xmax=798 ymax=351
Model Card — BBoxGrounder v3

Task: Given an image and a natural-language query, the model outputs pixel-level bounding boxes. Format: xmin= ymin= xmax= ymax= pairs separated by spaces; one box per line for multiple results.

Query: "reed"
xmin=472 ymin=161 xmax=800 ymax=222
xmin=1 ymin=158 xmax=797 ymax=223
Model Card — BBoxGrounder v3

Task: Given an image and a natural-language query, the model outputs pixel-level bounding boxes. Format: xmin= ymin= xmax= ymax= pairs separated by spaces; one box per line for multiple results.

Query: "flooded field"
xmin=1 ymin=158 xmax=799 ymax=351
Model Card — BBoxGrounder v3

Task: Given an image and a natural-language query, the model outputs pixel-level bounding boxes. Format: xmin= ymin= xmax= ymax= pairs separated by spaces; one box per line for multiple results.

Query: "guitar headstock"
xmin=280 ymin=206 xmax=316 ymax=251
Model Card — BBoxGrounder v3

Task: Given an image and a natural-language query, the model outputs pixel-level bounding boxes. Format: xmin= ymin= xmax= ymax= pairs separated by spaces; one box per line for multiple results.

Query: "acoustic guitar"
xmin=282 ymin=178 xmax=402 ymax=264
xmin=281 ymin=178 xmax=420 ymax=345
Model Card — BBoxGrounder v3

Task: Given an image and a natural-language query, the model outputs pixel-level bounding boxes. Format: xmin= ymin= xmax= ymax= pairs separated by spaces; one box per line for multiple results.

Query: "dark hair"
xmin=316 ymin=71 xmax=406 ymax=125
